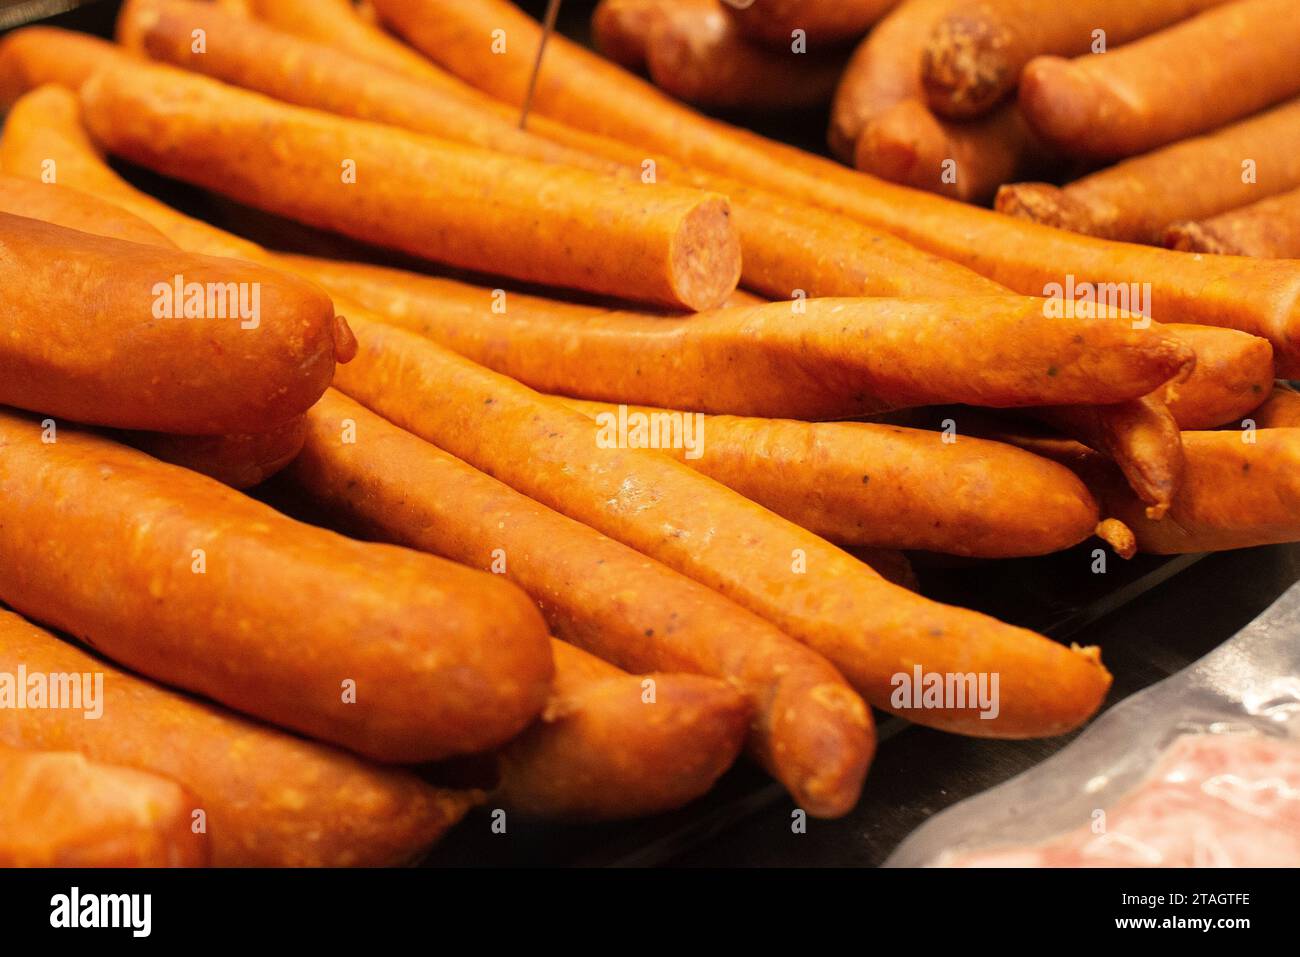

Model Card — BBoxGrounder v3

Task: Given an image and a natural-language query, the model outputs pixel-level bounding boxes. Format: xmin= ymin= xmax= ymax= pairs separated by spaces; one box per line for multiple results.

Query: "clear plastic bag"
xmin=886 ymin=582 xmax=1300 ymax=867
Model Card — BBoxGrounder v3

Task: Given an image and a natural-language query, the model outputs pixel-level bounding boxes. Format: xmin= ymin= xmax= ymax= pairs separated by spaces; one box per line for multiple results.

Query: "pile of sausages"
xmin=0 ymin=0 xmax=1297 ymax=867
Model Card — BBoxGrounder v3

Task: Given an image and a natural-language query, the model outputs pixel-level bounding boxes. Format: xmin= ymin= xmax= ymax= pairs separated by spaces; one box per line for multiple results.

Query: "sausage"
xmin=558 ymin=396 xmax=1101 ymax=557
xmin=375 ymin=0 xmax=1300 ymax=374
xmin=922 ymin=0 xmax=1228 ymax=119
xmin=593 ymin=0 xmax=847 ymax=110
xmin=119 ymin=1 xmax=608 ymax=172
xmin=996 ymin=96 xmax=1300 ymax=242
xmin=497 ymin=640 xmax=751 ymax=820
xmin=118 ymin=1 xmax=998 ymax=299
xmin=0 ymin=744 xmax=210 ymax=867
xmin=244 ymin=0 xmax=456 ymax=86
xmin=0 ymin=26 xmax=116 ymax=108
xmin=855 ymin=97 xmax=1041 ymax=203
xmin=1035 ymin=394 xmax=1185 ymax=520
xmin=1246 ymin=383 xmax=1300 ymax=428
xmin=0 ymin=85 xmax=285 ymax=262
xmin=0 ymin=173 xmax=171 ymax=245
xmin=288 ymin=388 xmax=873 ymax=818
xmin=332 ymin=313 xmax=1114 ymax=738
xmin=121 ymin=417 xmax=309 ymax=489
xmin=1165 ymin=186 xmax=1300 ymax=258
xmin=280 ymin=256 xmax=1192 ymax=417
xmin=0 ymin=211 xmax=340 ymax=435
xmin=724 ymin=0 xmax=899 ymax=47
xmin=79 ymin=61 xmax=742 ymax=312
xmin=828 ymin=0 xmax=954 ymax=162
xmin=1082 ymin=429 xmax=1300 ymax=553
xmin=1161 ymin=323 xmax=1274 ymax=429
xmin=0 ymin=609 xmax=474 ymax=866
xmin=0 ymin=170 xmax=313 ymax=487
xmin=0 ymin=408 xmax=554 ymax=763
xmin=1018 ymin=0 xmax=1300 ymax=159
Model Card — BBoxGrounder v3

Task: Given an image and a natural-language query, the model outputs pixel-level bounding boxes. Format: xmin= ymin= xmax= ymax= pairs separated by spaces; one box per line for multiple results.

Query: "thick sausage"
xmin=79 ymin=61 xmax=742 ymax=311
xmin=997 ymin=97 xmax=1300 ymax=242
xmin=374 ymin=0 xmax=1300 ymax=374
xmin=289 ymin=389 xmax=873 ymax=818
xmin=1018 ymin=0 xmax=1300 ymax=159
xmin=498 ymin=640 xmax=751 ymax=820
xmin=0 ymin=609 xmax=474 ymax=866
xmin=122 ymin=417 xmax=309 ymax=489
xmin=0 ymin=211 xmax=339 ymax=434
xmin=922 ymin=0 xmax=1227 ymax=119
xmin=0 ymin=744 xmax=210 ymax=867
xmin=594 ymin=0 xmax=847 ymax=110
xmin=725 ymin=0 xmax=899 ymax=47
xmin=1083 ymin=429 xmax=1300 ymax=553
xmin=0 ymin=409 xmax=554 ymax=763
xmin=0 ymin=173 xmax=170 ymax=245
xmin=1165 ymin=186 xmax=1300 ymax=258
xmin=1246 ymin=383 xmax=1300 ymax=428
xmin=1162 ymin=323 xmax=1274 ymax=429
xmin=558 ymin=396 xmax=1101 ymax=557
xmin=332 ymin=313 xmax=1114 ymax=738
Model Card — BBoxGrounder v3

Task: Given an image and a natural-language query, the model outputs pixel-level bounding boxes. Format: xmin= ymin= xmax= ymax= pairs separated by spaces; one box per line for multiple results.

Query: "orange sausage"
xmin=725 ymin=0 xmax=899 ymax=47
xmin=0 ymin=609 xmax=474 ymax=866
xmin=332 ymin=313 xmax=1114 ymax=738
xmin=594 ymin=0 xmax=847 ymax=110
xmin=1019 ymin=0 xmax=1300 ymax=159
xmin=80 ymin=62 xmax=742 ymax=311
xmin=280 ymin=257 xmax=1192 ymax=417
xmin=0 ymin=173 xmax=171 ymax=245
xmin=1165 ymin=186 xmax=1300 ymax=258
xmin=922 ymin=0 xmax=1227 ymax=119
xmin=0 ymin=26 xmax=117 ymax=108
xmin=997 ymin=97 xmax=1300 ymax=242
xmin=377 ymin=0 xmax=1300 ymax=374
xmin=1082 ymin=430 xmax=1300 ymax=553
xmin=498 ymin=640 xmax=751 ymax=820
xmin=558 ymin=397 xmax=1101 ymax=557
xmin=0 ymin=409 xmax=553 ymax=763
xmin=1162 ymin=323 xmax=1275 ymax=429
xmin=0 ymin=744 xmax=209 ymax=867
xmin=118 ymin=1 xmax=606 ymax=171
xmin=122 ymin=416 xmax=309 ymax=489
xmin=0 ymin=171 xmax=312 ymax=487
xmin=243 ymin=0 xmax=457 ymax=86
xmin=0 ymin=211 xmax=339 ymax=435
xmin=289 ymin=388 xmax=873 ymax=818
xmin=118 ymin=2 xmax=997 ymax=299
xmin=1035 ymin=394 xmax=1185 ymax=520
xmin=854 ymin=97 xmax=1041 ymax=203
xmin=1246 ymin=383 xmax=1300 ymax=428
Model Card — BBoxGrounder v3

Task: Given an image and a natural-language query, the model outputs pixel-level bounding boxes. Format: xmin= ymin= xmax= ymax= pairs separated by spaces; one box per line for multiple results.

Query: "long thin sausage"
xmin=922 ymin=0 xmax=1227 ymax=119
xmin=0 ymin=409 xmax=554 ymax=763
xmin=332 ymin=314 xmax=1114 ymax=738
xmin=289 ymin=389 xmax=873 ymax=818
xmin=80 ymin=62 xmax=742 ymax=311
xmin=997 ymin=97 xmax=1300 ymax=242
xmin=498 ymin=640 xmax=751 ymax=820
xmin=374 ymin=0 xmax=1300 ymax=374
xmin=0 ymin=609 xmax=474 ymax=866
xmin=558 ymin=397 xmax=1101 ymax=557
xmin=116 ymin=2 xmax=999 ymax=299
xmin=1018 ymin=0 xmax=1300 ymax=159
xmin=278 ymin=256 xmax=1192 ymax=417
xmin=1160 ymin=323 xmax=1274 ymax=429
xmin=0 ymin=744 xmax=210 ymax=867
